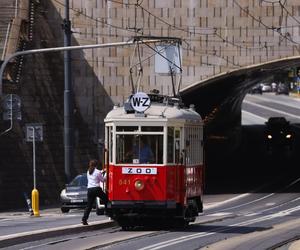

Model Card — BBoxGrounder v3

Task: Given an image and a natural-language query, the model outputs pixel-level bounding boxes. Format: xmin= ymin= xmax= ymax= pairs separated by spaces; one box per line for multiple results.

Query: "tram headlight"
xmin=286 ymin=134 xmax=292 ymax=139
xmin=267 ymin=134 xmax=272 ymax=139
xmin=134 ymin=180 xmax=145 ymax=191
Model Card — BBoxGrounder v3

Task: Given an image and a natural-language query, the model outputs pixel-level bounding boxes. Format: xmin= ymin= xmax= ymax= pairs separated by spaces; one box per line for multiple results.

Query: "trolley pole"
xmin=63 ymin=0 xmax=73 ymax=183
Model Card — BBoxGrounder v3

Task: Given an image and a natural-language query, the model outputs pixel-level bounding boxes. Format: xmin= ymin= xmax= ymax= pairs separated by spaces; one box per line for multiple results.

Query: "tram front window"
xmin=116 ymin=134 xmax=163 ymax=164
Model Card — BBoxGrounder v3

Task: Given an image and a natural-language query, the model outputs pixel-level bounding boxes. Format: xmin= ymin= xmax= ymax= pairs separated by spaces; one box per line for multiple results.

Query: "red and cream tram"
xmin=104 ymin=92 xmax=205 ymax=228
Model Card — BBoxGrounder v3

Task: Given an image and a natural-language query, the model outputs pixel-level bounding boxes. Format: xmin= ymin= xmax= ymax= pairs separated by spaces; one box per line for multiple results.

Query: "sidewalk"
xmin=0 ymin=207 xmax=116 ymax=248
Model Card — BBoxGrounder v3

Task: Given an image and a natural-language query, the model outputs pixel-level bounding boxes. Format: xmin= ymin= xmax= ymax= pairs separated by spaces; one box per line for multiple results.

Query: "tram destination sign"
xmin=130 ymin=92 xmax=151 ymax=113
xmin=122 ymin=167 xmax=157 ymax=175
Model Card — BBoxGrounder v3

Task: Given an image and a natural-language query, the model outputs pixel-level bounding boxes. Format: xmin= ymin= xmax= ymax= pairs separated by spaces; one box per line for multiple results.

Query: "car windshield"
xmin=267 ymin=117 xmax=288 ymax=126
xmin=69 ymin=175 xmax=87 ymax=186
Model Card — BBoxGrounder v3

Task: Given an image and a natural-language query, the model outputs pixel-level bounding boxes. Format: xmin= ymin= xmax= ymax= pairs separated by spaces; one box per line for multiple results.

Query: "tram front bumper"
xmin=107 ymin=200 xmax=177 ymax=209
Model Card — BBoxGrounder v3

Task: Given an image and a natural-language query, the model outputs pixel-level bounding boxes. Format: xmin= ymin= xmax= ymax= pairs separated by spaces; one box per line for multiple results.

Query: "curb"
xmin=0 ymin=220 xmax=117 ymax=248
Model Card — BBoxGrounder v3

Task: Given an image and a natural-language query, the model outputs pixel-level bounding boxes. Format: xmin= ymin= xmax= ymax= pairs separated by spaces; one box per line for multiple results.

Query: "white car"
xmin=260 ymin=84 xmax=272 ymax=92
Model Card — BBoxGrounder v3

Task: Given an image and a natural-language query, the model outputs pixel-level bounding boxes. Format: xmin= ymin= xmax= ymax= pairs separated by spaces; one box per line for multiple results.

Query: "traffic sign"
xmin=3 ymin=110 xmax=21 ymax=120
xmin=3 ymin=94 xmax=21 ymax=110
xmin=2 ymin=94 xmax=22 ymax=120
xmin=130 ymin=92 xmax=151 ymax=113
xmin=26 ymin=124 xmax=43 ymax=142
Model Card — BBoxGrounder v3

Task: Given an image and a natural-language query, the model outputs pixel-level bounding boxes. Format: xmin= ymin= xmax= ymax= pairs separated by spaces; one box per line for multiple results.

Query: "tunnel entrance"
xmin=204 ymin=116 xmax=300 ymax=195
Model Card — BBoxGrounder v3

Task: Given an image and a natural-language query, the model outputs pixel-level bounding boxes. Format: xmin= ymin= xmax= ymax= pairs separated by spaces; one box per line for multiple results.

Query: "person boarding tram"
xmin=81 ymin=159 xmax=108 ymax=225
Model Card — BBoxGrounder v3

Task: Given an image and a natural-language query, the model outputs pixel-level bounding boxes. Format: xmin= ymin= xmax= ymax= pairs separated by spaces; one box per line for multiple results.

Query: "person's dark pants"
xmin=82 ymin=187 xmax=108 ymax=222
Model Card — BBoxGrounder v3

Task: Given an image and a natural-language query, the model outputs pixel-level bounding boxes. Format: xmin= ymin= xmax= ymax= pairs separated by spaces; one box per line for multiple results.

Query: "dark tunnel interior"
xmin=181 ymin=60 xmax=300 ymax=194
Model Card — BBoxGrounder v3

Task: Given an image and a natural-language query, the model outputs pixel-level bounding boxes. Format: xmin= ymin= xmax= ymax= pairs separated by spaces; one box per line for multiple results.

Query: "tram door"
xmin=173 ymin=127 xmax=184 ymax=203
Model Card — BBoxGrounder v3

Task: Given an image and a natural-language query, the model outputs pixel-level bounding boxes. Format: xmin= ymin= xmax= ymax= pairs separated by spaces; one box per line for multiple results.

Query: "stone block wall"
xmin=49 ymin=0 xmax=300 ymax=103
xmin=48 ymin=0 xmax=300 ymax=174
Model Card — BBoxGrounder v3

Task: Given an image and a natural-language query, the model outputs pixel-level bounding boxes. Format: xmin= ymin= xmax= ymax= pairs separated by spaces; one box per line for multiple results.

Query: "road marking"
xmin=204 ymin=193 xmax=250 ymax=209
xmin=216 ymin=193 xmax=275 ymax=212
xmin=138 ymin=205 xmax=300 ymax=250
xmin=265 ymin=203 xmax=276 ymax=206
xmin=242 ymin=110 xmax=268 ymax=123
xmin=246 ymin=94 xmax=300 ymax=107
xmin=258 ymin=197 xmax=300 ymax=214
xmin=243 ymin=100 xmax=300 ymax=119
xmin=242 ymin=110 xmax=267 ymax=125
xmin=206 ymin=212 xmax=233 ymax=217
xmin=244 ymin=213 xmax=259 ymax=217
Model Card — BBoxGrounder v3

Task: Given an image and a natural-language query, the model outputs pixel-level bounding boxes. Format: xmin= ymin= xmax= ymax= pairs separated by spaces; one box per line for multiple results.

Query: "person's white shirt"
xmin=87 ymin=168 xmax=106 ymax=188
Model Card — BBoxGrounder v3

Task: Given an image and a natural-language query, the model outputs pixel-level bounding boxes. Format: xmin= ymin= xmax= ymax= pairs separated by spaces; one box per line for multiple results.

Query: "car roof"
xmin=266 ymin=117 xmax=289 ymax=125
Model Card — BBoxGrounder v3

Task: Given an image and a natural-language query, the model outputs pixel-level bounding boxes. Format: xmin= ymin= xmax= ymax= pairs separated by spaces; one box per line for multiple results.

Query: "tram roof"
xmin=105 ymin=103 xmax=202 ymax=123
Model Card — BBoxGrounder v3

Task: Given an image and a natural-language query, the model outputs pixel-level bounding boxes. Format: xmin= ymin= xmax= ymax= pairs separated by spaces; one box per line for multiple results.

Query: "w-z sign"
xmin=130 ymin=92 xmax=151 ymax=112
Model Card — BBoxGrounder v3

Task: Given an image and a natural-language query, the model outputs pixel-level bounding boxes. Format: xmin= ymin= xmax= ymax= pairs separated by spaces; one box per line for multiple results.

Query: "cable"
xmin=279 ymin=0 xmax=300 ymax=25
xmin=233 ymin=0 xmax=300 ymax=45
xmin=136 ymin=4 xmax=260 ymax=50
xmin=182 ymin=47 xmax=241 ymax=67
xmin=52 ymin=0 xmax=297 ymax=51
xmin=106 ymin=0 xmax=138 ymax=6
xmin=52 ymin=0 xmax=144 ymax=35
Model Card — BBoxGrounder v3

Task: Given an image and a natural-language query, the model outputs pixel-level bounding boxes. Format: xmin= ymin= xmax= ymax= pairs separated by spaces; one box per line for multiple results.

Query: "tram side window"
xmin=167 ymin=127 xmax=182 ymax=164
xmin=175 ymin=129 xmax=181 ymax=164
xmin=108 ymin=126 xmax=113 ymax=163
xmin=167 ymin=127 xmax=174 ymax=163
xmin=184 ymin=126 xmax=201 ymax=165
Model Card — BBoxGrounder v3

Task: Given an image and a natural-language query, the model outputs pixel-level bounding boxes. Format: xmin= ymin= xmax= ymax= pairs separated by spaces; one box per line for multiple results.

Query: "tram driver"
xmin=126 ymin=136 xmax=154 ymax=164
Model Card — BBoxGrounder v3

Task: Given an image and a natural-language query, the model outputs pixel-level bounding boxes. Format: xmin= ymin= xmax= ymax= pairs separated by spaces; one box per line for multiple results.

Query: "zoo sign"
xmin=130 ymin=92 xmax=151 ymax=113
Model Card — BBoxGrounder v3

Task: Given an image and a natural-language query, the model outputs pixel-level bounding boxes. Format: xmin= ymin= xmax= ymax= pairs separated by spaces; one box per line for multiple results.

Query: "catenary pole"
xmin=63 ymin=0 xmax=73 ymax=182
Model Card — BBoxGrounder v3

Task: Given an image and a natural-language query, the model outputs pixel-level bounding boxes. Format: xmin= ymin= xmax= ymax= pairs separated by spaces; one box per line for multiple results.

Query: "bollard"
xmin=31 ymin=189 xmax=40 ymax=217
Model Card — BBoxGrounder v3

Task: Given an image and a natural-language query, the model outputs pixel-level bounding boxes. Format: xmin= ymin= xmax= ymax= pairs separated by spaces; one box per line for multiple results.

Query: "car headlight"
xmin=60 ymin=189 xmax=67 ymax=199
xmin=267 ymin=135 xmax=272 ymax=139
xmin=286 ymin=134 xmax=292 ymax=139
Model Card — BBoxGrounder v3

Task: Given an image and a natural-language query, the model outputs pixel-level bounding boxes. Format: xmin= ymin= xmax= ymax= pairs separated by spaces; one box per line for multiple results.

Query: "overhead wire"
xmin=233 ymin=0 xmax=300 ymax=45
xmin=53 ymin=0 xmax=299 ymax=51
xmin=50 ymin=0 xmax=300 ymax=70
xmin=279 ymin=0 xmax=300 ymax=25
xmin=52 ymin=0 xmax=144 ymax=35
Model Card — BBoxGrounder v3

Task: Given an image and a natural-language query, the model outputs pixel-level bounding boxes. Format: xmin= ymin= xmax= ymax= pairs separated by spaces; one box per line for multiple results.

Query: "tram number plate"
xmin=122 ymin=167 xmax=157 ymax=175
